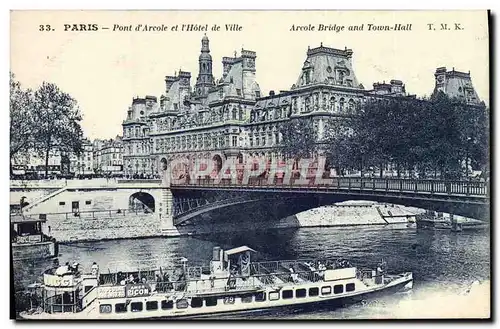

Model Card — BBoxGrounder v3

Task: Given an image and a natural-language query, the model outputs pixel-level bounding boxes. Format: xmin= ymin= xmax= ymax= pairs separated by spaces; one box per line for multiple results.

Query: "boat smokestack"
xmin=212 ymin=246 xmax=221 ymax=261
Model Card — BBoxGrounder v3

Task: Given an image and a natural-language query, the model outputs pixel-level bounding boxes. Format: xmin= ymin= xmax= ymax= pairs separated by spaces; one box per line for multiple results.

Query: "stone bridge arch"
xmin=129 ymin=191 xmax=155 ymax=213
xmin=171 ymin=188 xmax=489 ymax=226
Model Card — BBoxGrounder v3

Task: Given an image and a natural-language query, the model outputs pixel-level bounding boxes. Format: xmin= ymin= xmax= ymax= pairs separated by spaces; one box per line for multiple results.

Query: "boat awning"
xmin=10 ymin=215 xmax=47 ymax=224
xmin=224 ymin=246 xmax=256 ymax=256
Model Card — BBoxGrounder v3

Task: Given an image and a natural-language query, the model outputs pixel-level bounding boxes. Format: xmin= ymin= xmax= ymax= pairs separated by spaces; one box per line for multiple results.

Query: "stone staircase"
xmin=22 ymin=186 xmax=67 ymax=214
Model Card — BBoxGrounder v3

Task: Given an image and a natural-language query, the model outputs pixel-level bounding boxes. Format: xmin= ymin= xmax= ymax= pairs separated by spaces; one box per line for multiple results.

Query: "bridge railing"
xmin=21 ymin=208 xmax=155 ymax=222
xmin=172 ymin=177 xmax=488 ymax=197
xmin=117 ymin=179 xmax=162 ymax=184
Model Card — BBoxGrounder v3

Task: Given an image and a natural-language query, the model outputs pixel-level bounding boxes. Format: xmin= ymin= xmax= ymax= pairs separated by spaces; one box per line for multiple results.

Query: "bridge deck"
xmin=171 ymin=177 xmax=489 ymax=199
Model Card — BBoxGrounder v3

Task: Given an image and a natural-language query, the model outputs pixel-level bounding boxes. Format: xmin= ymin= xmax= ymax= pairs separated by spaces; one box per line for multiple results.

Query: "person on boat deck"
xmin=289 ymin=267 xmax=299 ymax=283
xmin=209 ymin=275 xmax=215 ymax=288
xmin=317 ymin=261 xmax=326 ymax=279
xmin=70 ymin=262 xmax=80 ymax=274
xmin=128 ymin=274 xmax=135 ymax=284
xmin=226 ymin=273 xmax=237 ymax=290
xmin=116 ymin=271 xmax=124 ymax=285
xmin=11 ymin=227 xmax=17 ymax=242
xmin=55 ymin=262 xmax=71 ymax=276
xmin=377 ymin=266 xmax=383 ymax=276
xmin=156 ymin=274 xmax=163 ymax=292
xmin=175 ymin=272 xmax=186 ymax=291
xmin=163 ymin=273 xmax=172 ymax=290
xmin=91 ymin=262 xmax=99 ymax=276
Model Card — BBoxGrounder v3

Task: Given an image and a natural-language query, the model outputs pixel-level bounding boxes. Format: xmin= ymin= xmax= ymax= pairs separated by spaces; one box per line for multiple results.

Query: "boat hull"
xmin=12 ymin=241 xmax=57 ymax=261
xmin=178 ymin=276 xmax=413 ymax=319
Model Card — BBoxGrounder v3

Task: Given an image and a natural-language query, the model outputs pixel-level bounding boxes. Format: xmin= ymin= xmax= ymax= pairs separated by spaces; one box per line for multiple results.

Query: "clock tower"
xmin=195 ymin=34 xmax=215 ymax=101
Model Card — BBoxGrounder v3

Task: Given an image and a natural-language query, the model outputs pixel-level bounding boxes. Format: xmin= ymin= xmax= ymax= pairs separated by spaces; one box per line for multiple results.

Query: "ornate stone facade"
xmin=121 ymin=36 xmax=480 ymax=178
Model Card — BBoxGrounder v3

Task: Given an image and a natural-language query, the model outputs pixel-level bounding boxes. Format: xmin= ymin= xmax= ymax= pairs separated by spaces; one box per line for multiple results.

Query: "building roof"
xmin=254 ymin=94 xmax=291 ymax=109
xmin=293 ymin=44 xmax=362 ymax=90
xmin=433 ymin=67 xmax=481 ymax=104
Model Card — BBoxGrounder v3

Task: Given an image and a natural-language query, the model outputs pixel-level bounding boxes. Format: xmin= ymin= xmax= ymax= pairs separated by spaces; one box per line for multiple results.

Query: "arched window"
xmin=239 ymin=108 xmax=244 ymax=121
xmin=348 ymin=99 xmax=355 ymax=113
xmin=305 ymin=97 xmax=311 ymax=112
xmin=232 ymin=108 xmax=237 ymax=120
xmin=330 ymin=97 xmax=336 ymax=112
xmin=339 ymin=71 xmax=345 ymax=85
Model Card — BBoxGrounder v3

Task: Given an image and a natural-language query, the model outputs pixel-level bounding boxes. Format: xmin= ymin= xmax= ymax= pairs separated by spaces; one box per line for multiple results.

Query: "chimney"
xmin=165 ymin=75 xmax=177 ymax=93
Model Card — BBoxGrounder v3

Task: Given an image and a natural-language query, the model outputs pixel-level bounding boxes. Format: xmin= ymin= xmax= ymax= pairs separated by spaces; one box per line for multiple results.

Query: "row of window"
xmin=276 ymin=283 xmax=355 ymax=300
xmin=292 ymin=96 xmax=357 ymax=114
xmin=150 ymin=132 xmax=282 ymax=153
xmin=153 ymin=134 xmax=238 ymax=152
xmin=249 ymin=133 xmax=281 ymax=147
xmin=99 ymin=283 xmax=356 ymax=314
xmin=125 ymin=143 xmax=151 ymax=156
xmin=249 ymin=107 xmax=290 ymax=123
xmin=59 ymin=200 xmax=92 ymax=206
xmin=124 ymin=127 xmax=149 ymax=139
xmin=153 ymin=108 xmax=246 ymax=133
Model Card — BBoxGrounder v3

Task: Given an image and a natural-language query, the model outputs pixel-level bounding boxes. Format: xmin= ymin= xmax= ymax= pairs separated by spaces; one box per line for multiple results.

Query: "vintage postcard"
xmin=10 ymin=10 xmax=490 ymax=320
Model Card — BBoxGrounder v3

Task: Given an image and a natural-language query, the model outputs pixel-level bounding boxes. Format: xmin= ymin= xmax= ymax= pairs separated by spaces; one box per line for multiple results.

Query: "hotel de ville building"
xmin=121 ymin=35 xmax=481 ymax=178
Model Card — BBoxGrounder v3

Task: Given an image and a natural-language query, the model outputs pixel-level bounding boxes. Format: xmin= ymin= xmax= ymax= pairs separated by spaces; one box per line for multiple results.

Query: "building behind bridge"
xmin=12 ymin=136 xmax=124 ymax=179
xmin=121 ymin=35 xmax=483 ymax=178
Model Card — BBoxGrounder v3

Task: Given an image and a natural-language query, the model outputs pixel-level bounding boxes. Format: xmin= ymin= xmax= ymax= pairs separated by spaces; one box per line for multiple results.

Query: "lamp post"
xmin=466 ymin=136 xmax=472 ymax=181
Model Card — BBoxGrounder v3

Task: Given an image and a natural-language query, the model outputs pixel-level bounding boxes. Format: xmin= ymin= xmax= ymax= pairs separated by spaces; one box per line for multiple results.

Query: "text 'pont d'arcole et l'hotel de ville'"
xmin=121 ymin=35 xmax=482 ymax=178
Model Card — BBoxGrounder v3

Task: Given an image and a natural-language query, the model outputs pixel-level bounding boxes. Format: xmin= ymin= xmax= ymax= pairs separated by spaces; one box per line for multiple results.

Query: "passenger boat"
xmin=18 ymin=246 xmax=413 ymax=320
xmin=11 ymin=214 xmax=58 ymax=261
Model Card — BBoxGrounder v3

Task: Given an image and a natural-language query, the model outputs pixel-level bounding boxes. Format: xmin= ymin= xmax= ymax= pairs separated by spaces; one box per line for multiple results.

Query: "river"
xmin=12 ymin=225 xmax=490 ymax=319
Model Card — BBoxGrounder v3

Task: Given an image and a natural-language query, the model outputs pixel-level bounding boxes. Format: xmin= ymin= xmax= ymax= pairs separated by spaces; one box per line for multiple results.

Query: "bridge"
xmin=170 ymin=177 xmax=489 ymax=225
xmin=11 ymin=176 xmax=490 ymax=239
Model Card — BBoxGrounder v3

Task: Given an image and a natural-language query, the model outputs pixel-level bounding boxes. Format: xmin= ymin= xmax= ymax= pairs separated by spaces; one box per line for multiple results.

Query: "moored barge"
xmin=11 ymin=214 xmax=58 ymax=261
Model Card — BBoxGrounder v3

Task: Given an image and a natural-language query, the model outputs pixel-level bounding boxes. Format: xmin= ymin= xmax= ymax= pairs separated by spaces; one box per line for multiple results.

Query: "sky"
xmin=10 ymin=10 xmax=489 ymax=140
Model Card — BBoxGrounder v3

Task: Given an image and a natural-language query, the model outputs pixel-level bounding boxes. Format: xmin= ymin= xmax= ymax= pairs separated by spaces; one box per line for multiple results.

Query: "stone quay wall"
xmin=47 ymin=213 xmax=164 ymax=243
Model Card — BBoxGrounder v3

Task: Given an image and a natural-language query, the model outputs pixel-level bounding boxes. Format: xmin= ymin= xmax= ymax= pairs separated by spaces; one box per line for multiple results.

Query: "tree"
xmin=336 ymin=97 xmax=425 ymax=177
xmin=32 ymin=82 xmax=84 ymax=177
xmin=426 ymin=92 xmax=489 ymax=179
xmin=277 ymin=117 xmax=318 ymax=159
xmin=10 ymin=73 xmax=35 ymax=174
xmin=336 ymin=93 xmax=490 ymax=180
xmin=324 ymin=117 xmax=360 ymax=176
